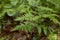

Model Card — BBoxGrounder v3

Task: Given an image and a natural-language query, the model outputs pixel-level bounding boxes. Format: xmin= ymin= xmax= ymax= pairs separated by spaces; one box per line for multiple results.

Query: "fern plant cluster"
xmin=0 ymin=0 xmax=60 ymax=40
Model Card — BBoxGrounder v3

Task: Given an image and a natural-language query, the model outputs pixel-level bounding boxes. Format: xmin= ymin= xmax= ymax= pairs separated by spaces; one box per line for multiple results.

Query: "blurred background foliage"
xmin=0 ymin=0 xmax=60 ymax=40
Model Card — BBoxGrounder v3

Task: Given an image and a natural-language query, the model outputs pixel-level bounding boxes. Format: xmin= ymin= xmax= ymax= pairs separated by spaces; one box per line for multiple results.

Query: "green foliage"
xmin=48 ymin=33 xmax=57 ymax=40
xmin=11 ymin=22 xmax=33 ymax=32
xmin=0 ymin=0 xmax=60 ymax=40
xmin=0 ymin=37 xmax=3 ymax=40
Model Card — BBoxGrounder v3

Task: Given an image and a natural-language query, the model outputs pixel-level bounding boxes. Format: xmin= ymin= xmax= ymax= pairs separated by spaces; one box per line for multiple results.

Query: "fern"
xmin=0 ymin=0 xmax=60 ymax=40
